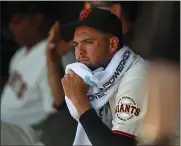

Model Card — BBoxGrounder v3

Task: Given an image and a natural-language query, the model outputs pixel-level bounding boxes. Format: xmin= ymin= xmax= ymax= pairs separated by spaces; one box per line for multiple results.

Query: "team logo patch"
xmin=115 ymin=96 xmax=140 ymax=121
xmin=8 ymin=71 xmax=27 ymax=99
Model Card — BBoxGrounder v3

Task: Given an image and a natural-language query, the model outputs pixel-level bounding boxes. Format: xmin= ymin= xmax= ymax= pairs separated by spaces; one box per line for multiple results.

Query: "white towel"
xmin=65 ymin=46 xmax=137 ymax=145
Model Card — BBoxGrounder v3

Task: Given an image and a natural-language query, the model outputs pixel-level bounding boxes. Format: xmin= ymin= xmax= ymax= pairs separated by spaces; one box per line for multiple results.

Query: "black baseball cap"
xmin=61 ymin=8 xmax=122 ymax=43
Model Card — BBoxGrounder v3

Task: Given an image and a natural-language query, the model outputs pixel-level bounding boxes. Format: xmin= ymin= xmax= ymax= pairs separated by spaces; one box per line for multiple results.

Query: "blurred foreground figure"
xmin=140 ymin=61 xmax=180 ymax=145
xmin=0 ymin=2 xmax=65 ymax=145
xmin=140 ymin=2 xmax=180 ymax=145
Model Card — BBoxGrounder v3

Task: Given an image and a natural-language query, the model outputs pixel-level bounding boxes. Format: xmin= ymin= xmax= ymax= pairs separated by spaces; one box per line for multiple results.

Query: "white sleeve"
xmin=111 ymin=77 xmax=147 ymax=138
xmin=38 ymin=67 xmax=54 ymax=113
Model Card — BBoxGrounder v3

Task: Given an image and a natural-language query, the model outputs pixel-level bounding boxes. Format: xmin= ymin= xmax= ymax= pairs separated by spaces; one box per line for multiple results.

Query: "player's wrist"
xmin=72 ymin=95 xmax=92 ymax=117
xmin=52 ymin=102 xmax=65 ymax=111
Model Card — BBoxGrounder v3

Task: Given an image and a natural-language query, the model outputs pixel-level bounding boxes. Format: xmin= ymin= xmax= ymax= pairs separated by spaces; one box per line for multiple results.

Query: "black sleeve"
xmin=79 ymin=108 xmax=137 ymax=146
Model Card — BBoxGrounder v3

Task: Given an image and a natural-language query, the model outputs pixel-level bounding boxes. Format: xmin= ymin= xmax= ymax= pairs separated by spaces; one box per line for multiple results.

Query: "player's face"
xmin=9 ymin=14 xmax=36 ymax=46
xmin=73 ymin=26 xmax=111 ymax=70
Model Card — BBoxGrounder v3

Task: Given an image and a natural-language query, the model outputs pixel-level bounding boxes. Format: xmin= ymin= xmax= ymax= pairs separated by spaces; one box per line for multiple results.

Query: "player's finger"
xmin=47 ymin=21 xmax=61 ymax=51
xmin=68 ymin=69 xmax=75 ymax=77
xmin=48 ymin=21 xmax=59 ymax=43
xmin=47 ymin=43 xmax=56 ymax=50
xmin=48 ymin=23 xmax=56 ymax=40
xmin=64 ymin=74 xmax=71 ymax=80
xmin=52 ymin=21 xmax=60 ymax=42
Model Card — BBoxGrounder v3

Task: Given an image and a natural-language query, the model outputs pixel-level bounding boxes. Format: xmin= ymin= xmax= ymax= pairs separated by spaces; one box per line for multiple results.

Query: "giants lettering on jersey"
xmin=115 ymin=96 xmax=141 ymax=121
xmin=8 ymin=71 xmax=27 ymax=99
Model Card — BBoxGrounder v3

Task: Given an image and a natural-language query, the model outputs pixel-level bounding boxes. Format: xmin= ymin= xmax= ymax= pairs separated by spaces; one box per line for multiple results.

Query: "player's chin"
xmin=86 ymin=64 xmax=99 ymax=71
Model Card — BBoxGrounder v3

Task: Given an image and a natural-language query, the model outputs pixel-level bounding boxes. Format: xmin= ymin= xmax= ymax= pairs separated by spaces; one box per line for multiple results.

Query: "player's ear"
xmin=110 ymin=4 xmax=122 ymax=20
xmin=109 ymin=36 xmax=119 ymax=54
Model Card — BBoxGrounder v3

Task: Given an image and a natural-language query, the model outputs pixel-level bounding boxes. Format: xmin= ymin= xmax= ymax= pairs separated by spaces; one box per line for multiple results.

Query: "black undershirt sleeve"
xmin=79 ymin=108 xmax=137 ymax=146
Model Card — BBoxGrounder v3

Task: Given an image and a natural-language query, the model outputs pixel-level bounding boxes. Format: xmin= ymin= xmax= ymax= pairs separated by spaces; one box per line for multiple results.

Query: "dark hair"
xmin=90 ymin=1 xmax=140 ymax=23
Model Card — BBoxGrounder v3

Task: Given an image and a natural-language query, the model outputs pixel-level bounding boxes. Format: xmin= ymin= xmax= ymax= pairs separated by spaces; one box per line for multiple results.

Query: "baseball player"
xmin=0 ymin=2 xmax=67 ymax=145
xmin=49 ymin=8 xmax=149 ymax=145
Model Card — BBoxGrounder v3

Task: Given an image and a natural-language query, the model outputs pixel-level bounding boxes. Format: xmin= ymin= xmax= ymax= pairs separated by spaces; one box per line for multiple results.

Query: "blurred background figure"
xmin=1 ymin=1 xmax=84 ymax=146
xmin=1 ymin=1 xmax=84 ymax=145
xmin=1 ymin=1 xmax=61 ymax=145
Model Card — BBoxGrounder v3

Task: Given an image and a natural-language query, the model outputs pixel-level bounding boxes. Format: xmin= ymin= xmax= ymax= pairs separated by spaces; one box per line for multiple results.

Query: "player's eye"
xmin=84 ymin=40 xmax=93 ymax=44
xmin=73 ymin=42 xmax=78 ymax=48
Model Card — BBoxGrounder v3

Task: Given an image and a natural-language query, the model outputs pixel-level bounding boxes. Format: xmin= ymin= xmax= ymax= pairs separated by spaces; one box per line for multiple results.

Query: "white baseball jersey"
xmin=99 ymin=56 xmax=148 ymax=141
xmin=1 ymin=39 xmax=54 ymax=127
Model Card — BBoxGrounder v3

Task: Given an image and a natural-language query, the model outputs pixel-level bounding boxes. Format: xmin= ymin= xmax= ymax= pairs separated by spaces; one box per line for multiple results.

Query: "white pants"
xmin=1 ymin=122 xmax=44 ymax=145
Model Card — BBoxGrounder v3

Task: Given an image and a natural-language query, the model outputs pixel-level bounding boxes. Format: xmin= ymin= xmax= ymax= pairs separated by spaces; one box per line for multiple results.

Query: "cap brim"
xmin=61 ymin=19 xmax=100 ymax=41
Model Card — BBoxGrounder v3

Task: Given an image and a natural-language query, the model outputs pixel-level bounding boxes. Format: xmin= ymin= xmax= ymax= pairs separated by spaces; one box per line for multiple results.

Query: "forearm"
xmin=47 ymin=59 xmax=65 ymax=105
xmin=79 ymin=108 xmax=136 ymax=146
xmin=49 ymin=74 xmax=65 ymax=105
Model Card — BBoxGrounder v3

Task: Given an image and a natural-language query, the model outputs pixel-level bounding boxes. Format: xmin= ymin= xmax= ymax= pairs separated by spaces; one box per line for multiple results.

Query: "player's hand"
xmin=47 ymin=21 xmax=61 ymax=70
xmin=47 ymin=21 xmax=72 ymax=59
xmin=47 ymin=21 xmax=67 ymax=107
xmin=61 ymin=70 xmax=92 ymax=116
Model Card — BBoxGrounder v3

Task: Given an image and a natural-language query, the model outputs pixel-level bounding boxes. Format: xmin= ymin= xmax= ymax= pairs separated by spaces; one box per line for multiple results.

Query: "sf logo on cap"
xmin=80 ymin=8 xmax=91 ymax=20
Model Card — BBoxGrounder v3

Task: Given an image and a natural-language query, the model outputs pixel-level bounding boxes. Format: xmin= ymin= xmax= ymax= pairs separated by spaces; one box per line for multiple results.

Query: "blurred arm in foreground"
xmin=140 ymin=60 xmax=180 ymax=145
xmin=140 ymin=2 xmax=180 ymax=145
